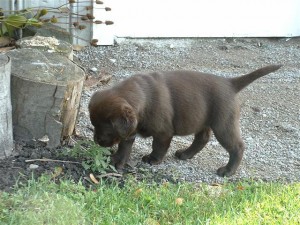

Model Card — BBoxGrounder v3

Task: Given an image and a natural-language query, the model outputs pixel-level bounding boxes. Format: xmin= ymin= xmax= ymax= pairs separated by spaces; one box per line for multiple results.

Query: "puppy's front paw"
xmin=111 ymin=154 xmax=126 ymax=170
xmin=142 ymin=154 xmax=162 ymax=165
xmin=217 ymin=166 xmax=236 ymax=177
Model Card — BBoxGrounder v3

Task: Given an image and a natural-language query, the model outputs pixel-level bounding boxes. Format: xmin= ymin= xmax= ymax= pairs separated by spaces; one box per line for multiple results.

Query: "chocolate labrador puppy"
xmin=89 ymin=65 xmax=281 ymax=177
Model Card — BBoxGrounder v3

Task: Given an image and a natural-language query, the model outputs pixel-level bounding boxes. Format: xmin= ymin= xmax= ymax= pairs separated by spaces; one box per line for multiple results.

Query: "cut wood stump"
xmin=6 ymin=48 xmax=85 ymax=148
xmin=0 ymin=54 xmax=13 ymax=158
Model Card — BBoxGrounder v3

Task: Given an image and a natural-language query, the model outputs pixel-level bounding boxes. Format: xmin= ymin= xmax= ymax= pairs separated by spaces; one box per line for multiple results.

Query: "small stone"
xmin=109 ymin=58 xmax=116 ymax=63
xmin=218 ymin=45 xmax=228 ymax=51
xmin=38 ymin=135 xmax=49 ymax=143
xmin=29 ymin=164 xmax=39 ymax=169
xmin=89 ymin=67 xmax=97 ymax=72
xmin=251 ymin=106 xmax=261 ymax=112
xmin=99 ymin=75 xmax=112 ymax=84
xmin=211 ymin=141 xmax=219 ymax=147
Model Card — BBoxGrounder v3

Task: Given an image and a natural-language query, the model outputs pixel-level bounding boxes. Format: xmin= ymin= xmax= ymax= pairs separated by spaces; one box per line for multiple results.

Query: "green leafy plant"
xmin=63 ymin=140 xmax=116 ymax=174
xmin=0 ymin=9 xmax=45 ymax=38
xmin=0 ymin=1 xmax=113 ymax=45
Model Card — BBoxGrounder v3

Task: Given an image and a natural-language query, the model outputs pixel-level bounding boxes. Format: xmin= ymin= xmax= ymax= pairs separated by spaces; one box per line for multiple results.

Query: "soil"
xmin=1 ymin=37 xmax=299 ymax=191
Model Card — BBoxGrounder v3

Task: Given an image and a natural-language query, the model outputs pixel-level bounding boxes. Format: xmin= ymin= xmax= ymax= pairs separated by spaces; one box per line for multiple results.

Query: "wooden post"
xmin=0 ymin=54 xmax=13 ymax=158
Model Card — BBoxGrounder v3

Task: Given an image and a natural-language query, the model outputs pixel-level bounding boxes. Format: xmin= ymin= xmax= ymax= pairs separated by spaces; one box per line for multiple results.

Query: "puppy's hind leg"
xmin=175 ymin=127 xmax=212 ymax=160
xmin=142 ymin=135 xmax=172 ymax=165
xmin=212 ymin=120 xmax=245 ymax=177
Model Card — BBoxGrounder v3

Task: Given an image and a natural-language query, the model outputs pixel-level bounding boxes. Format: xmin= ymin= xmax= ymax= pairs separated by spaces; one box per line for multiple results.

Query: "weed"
xmin=63 ymin=140 xmax=116 ymax=174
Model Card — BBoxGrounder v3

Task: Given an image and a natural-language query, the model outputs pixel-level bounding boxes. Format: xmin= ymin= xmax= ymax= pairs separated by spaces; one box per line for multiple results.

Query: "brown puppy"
xmin=89 ymin=65 xmax=282 ymax=177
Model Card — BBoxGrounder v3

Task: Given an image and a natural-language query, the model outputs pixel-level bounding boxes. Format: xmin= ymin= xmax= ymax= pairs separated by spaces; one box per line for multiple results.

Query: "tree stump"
xmin=0 ymin=55 xmax=13 ymax=158
xmin=6 ymin=48 xmax=85 ymax=148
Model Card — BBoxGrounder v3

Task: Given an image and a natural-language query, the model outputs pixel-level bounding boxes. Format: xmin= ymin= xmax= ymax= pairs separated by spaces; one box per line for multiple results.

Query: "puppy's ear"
xmin=112 ymin=105 xmax=137 ymax=138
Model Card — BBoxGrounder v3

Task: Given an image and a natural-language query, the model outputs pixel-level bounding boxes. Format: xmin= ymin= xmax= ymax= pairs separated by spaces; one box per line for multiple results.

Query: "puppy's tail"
xmin=230 ymin=65 xmax=282 ymax=93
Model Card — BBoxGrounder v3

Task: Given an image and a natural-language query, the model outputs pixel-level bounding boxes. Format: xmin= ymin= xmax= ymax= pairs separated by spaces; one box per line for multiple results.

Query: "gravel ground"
xmin=1 ymin=37 xmax=299 ymax=191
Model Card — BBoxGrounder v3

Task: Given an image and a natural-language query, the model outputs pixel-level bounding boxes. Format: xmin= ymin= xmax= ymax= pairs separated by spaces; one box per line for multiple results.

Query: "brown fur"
xmin=89 ymin=65 xmax=282 ymax=177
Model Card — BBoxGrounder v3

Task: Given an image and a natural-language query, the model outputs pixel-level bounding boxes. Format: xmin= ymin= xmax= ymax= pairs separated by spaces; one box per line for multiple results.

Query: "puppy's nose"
xmin=94 ymin=136 xmax=112 ymax=147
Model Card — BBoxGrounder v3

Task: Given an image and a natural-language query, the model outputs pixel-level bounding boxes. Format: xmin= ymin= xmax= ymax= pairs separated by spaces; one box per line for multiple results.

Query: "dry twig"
xmin=25 ymin=158 xmax=81 ymax=164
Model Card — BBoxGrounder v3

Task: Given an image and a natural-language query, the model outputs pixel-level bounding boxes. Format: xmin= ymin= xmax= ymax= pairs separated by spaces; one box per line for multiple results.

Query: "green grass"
xmin=0 ymin=176 xmax=299 ymax=225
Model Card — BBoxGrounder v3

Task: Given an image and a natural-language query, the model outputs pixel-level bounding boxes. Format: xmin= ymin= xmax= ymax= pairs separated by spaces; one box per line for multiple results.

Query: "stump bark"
xmin=7 ymin=48 xmax=85 ymax=148
xmin=0 ymin=54 xmax=13 ymax=158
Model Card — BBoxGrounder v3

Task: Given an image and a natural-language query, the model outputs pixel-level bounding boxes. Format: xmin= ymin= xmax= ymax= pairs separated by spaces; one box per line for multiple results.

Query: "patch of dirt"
xmin=0 ymin=142 xmax=86 ymax=192
xmin=1 ymin=37 xmax=300 ymax=191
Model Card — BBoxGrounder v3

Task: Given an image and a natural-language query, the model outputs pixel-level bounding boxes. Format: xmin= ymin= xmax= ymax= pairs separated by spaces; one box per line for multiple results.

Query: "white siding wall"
xmin=93 ymin=1 xmax=114 ymax=45
xmin=109 ymin=0 xmax=300 ymax=37
xmin=2 ymin=0 xmax=300 ymax=45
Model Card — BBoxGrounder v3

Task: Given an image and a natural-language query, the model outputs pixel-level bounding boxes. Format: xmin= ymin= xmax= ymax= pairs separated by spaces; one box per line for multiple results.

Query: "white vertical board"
xmin=93 ymin=0 xmax=114 ymax=45
xmin=109 ymin=0 xmax=300 ymax=37
xmin=0 ymin=55 xmax=13 ymax=159
xmin=69 ymin=0 xmax=93 ymax=45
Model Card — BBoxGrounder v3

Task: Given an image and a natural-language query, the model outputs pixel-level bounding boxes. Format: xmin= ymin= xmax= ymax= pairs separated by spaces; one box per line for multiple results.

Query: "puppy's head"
xmin=89 ymin=91 xmax=138 ymax=147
